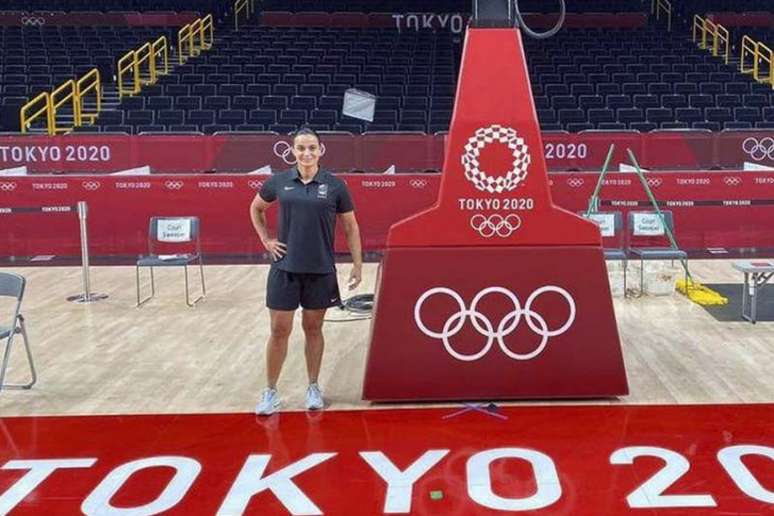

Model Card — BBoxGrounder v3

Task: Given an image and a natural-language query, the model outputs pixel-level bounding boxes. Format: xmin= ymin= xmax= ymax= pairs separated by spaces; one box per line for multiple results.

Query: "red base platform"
xmin=363 ymin=246 xmax=627 ymax=401
xmin=362 ymin=27 xmax=628 ymax=401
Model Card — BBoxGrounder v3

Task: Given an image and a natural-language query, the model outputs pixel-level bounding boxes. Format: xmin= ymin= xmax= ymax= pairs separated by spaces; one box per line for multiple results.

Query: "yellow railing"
xmin=190 ymin=18 xmax=203 ymax=57
xmin=76 ymin=69 xmax=101 ymax=125
xmin=692 ymin=15 xmax=705 ymax=46
xmin=20 ymin=68 xmax=102 ymax=134
xmin=18 ymin=15 xmax=217 ymax=133
xmin=741 ymin=35 xmax=757 ymax=74
xmin=655 ymin=0 xmax=672 ymax=32
xmin=755 ymin=42 xmax=773 ymax=89
xmin=201 ymin=14 xmax=214 ymax=50
xmin=178 ymin=23 xmax=193 ymax=64
xmin=692 ymin=16 xmax=730 ymax=64
xmin=178 ymin=14 xmax=215 ymax=64
xmin=20 ymin=92 xmax=53 ymax=135
xmin=151 ymin=36 xmax=170 ymax=82
xmin=714 ymin=24 xmax=730 ymax=64
xmin=118 ymin=49 xmax=139 ymax=98
xmin=234 ymin=0 xmax=256 ymax=31
xmin=702 ymin=18 xmax=717 ymax=51
xmin=51 ymin=80 xmax=81 ymax=134
xmin=136 ymin=42 xmax=153 ymax=87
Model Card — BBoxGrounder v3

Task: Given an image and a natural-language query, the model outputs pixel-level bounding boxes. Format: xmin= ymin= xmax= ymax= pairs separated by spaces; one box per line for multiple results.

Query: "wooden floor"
xmin=0 ymin=259 xmax=772 ymax=416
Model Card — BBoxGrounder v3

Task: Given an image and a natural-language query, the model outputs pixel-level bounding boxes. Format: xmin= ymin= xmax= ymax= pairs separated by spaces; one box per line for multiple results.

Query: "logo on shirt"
xmin=317 ymin=184 xmax=329 ymax=199
xmin=284 ymin=186 xmax=295 ymax=191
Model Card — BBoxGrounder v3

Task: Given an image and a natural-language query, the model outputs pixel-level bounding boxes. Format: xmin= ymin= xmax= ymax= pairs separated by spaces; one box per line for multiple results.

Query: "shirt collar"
xmin=293 ymin=167 xmax=326 ymax=184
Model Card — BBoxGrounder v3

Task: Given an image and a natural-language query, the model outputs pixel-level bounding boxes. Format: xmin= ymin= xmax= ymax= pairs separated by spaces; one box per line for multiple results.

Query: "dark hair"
xmin=292 ymin=126 xmax=321 ymax=145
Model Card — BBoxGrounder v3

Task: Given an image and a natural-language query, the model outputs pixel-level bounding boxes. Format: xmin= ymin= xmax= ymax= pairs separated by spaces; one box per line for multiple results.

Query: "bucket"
xmin=636 ymin=261 xmax=681 ymax=296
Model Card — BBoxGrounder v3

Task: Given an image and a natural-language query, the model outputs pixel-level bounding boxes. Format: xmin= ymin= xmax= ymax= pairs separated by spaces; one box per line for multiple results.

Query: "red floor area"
xmin=0 ymin=405 xmax=772 ymax=514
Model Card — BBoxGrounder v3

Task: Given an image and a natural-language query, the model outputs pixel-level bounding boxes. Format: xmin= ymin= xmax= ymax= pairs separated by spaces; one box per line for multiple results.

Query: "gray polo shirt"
xmin=259 ymin=168 xmax=354 ymax=274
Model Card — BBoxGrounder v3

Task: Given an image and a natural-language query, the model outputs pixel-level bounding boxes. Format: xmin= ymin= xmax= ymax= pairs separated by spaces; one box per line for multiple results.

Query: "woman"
xmin=249 ymin=127 xmax=362 ymax=415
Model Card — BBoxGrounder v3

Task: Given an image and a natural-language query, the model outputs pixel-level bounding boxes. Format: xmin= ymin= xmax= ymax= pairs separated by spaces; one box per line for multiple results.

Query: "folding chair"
xmin=136 ymin=216 xmax=206 ymax=307
xmin=627 ymin=210 xmax=688 ymax=294
xmin=0 ymin=272 xmax=36 ymax=390
xmin=581 ymin=211 xmax=628 ymax=295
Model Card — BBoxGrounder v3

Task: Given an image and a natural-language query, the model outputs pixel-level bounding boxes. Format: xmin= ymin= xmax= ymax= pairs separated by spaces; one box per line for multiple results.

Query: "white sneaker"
xmin=255 ymin=388 xmax=280 ymax=415
xmin=305 ymin=383 xmax=324 ymax=411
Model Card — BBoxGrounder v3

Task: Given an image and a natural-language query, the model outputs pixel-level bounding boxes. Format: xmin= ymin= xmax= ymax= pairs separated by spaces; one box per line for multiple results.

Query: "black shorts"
xmin=266 ymin=267 xmax=341 ymax=311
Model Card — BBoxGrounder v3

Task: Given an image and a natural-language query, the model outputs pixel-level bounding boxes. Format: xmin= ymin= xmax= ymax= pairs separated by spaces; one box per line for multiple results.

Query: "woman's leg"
xmin=266 ymin=309 xmax=295 ymax=389
xmin=301 ymin=308 xmax=327 ymax=384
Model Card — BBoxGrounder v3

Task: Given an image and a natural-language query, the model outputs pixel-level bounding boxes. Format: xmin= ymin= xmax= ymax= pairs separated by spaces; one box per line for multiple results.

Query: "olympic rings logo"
xmin=470 ymin=213 xmax=521 ymax=238
xmin=462 ymin=125 xmax=531 ymax=194
xmin=273 ymin=140 xmax=326 ymax=165
xmin=164 ymin=180 xmax=184 ymax=190
xmin=566 ymin=178 xmax=584 ymax=188
xmin=409 ymin=179 xmax=428 ymax=189
xmin=742 ymin=137 xmax=774 ymax=161
xmin=646 ymin=177 xmax=662 ymax=188
xmin=0 ymin=182 xmax=17 ymax=192
xmin=247 ymin=180 xmax=264 ymax=190
xmin=81 ymin=181 xmax=101 ymax=191
xmin=21 ymin=16 xmax=46 ymax=26
xmin=414 ymin=286 xmax=576 ymax=362
xmin=724 ymin=176 xmax=742 ymax=187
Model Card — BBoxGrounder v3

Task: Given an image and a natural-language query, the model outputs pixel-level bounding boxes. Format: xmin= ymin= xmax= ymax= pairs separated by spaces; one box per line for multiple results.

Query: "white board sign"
xmin=632 ymin=213 xmax=665 ymax=236
xmin=587 ymin=213 xmax=615 ymax=237
xmin=157 ymin=219 xmax=192 ymax=242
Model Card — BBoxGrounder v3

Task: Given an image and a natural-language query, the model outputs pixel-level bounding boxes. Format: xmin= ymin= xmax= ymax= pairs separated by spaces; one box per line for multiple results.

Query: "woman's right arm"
xmin=250 ymin=194 xmax=286 ymax=260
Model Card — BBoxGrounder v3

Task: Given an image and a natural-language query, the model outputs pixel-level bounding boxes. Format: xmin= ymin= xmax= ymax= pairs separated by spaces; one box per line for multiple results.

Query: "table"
xmin=732 ymin=260 xmax=774 ymax=323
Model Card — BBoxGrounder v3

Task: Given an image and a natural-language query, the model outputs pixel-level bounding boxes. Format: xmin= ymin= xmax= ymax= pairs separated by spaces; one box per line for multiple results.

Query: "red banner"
xmin=4 ymin=133 xmax=772 ymax=175
xmin=0 ymin=174 xmax=440 ymax=257
xmin=2 ymin=171 xmax=774 ymax=257
xmin=707 ymin=12 xmax=774 ymax=28
xmin=640 ymin=131 xmax=717 ymax=170
xmin=260 ymin=12 xmax=648 ymax=29
xmin=0 ymin=12 xmax=199 ymax=27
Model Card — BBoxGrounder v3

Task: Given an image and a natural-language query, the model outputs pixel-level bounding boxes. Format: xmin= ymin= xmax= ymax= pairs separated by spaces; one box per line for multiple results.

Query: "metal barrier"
xmin=655 ymin=0 xmax=671 ymax=32
xmin=19 ymin=14 xmax=216 ymax=129
xmin=118 ymin=49 xmax=139 ymax=98
xmin=200 ymin=14 xmax=214 ymax=50
xmin=51 ymin=80 xmax=80 ymax=134
xmin=76 ymin=69 xmax=101 ymax=126
xmin=190 ymin=18 xmax=203 ymax=57
xmin=693 ymin=16 xmax=730 ymax=65
xmin=692 ymin=15 xmax=705 ymax=47
xmin=702 ymin=17 xmax=718 ymax=51
xmin=178 ymin=23 xmax=193 ymax=64
xmin=135 ymin=42 xmax=154 ymax=87
xmin=755 ymin=42 xmax=773 ymax=88
xmin=179 ymin=14 xmax=214 ymax=64
xmin=741 ymin=35 xmax=757 ymax=74
xmin=234 ymin=0 xmax=255 ymax=31
xmin=151 ymin=36 xmax=169 ymax=83
xmin=67 ymin=202 xmax=109 ymax=303
xmin=703 ymin=18 xmax=718 ymax=51
xmin=19 ymin=92 xmax=53 ymax=135
xmin=714 ymin=24 xmax=730 ymax=64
